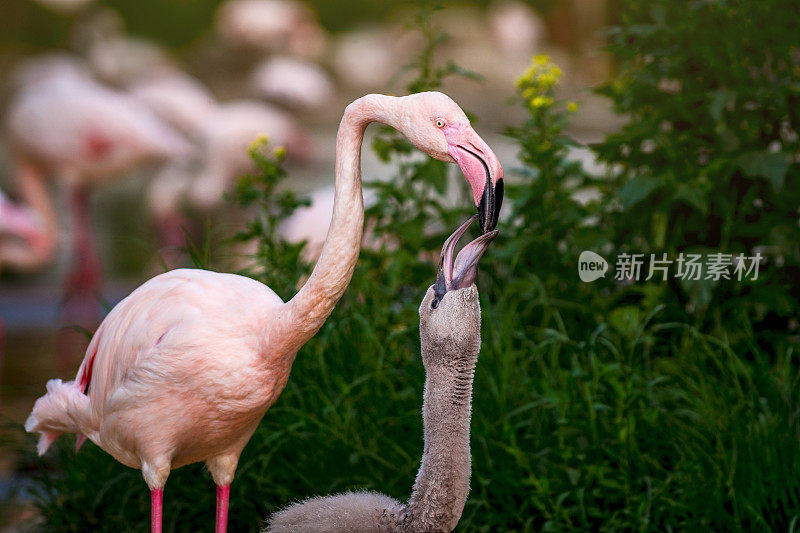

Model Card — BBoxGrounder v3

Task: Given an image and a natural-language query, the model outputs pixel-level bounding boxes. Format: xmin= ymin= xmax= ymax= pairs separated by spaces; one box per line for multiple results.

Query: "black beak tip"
xmin=478 ymin=178 xmax=504 ymax=233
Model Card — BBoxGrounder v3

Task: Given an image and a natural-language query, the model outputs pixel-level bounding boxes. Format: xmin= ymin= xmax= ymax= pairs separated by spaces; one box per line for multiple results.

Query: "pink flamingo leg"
xmin=66 ymin=186 xmax=103 ymax=303
xmin=58 ymin=186 xmax=104 ymax=368
xmin=216 ymin=484 xmax=230 ymax=533
xmin=151 ymin=488 xmax=163 ymax=533
xmin=0 ymin=319 xmax=4 ymax=413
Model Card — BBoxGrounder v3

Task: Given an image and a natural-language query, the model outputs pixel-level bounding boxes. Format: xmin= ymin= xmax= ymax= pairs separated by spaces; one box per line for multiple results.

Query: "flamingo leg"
xmin=215 ymin=484 xmax=230 ymax=533
xmin=0 ymin=318 xmax=4 ymax=413
xmin=58 ymin=186 xmax=104 ymax=367
xmin=66 ymin=185 xmax=103 ymax=303
xmin=151 ymin=488 xmax=164 ymax=533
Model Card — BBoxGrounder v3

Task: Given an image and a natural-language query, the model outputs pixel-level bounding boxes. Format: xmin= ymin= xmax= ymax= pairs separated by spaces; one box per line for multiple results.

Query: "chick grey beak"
xmin=433 ymin=215 xmax=498 ymax=306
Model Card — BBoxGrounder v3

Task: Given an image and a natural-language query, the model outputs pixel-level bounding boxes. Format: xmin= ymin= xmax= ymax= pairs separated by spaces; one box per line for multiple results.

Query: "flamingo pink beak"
xmin=433 ymin=215 xmax=498 ymax=307
xmin=444 ymin=124 xmax=504 ymax=233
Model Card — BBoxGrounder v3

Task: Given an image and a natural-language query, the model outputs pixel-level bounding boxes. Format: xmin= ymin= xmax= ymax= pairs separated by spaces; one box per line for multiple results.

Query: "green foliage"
xmin=399 ymin=5 xmax=484 ymax=95
xmin=227 ymin=142 xmax=312 ymax=298
xmin=498 ymin=55 xmax=610 ymax=333
xmin=14 ymin=2 xmax=800 ymax=532
xmin=595 ymin=0 xmax=800 ymax=336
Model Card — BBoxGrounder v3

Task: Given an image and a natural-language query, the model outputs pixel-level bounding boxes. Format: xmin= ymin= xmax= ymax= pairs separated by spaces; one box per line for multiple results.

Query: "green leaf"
xmin=673 ymin=183 xmax=708 ymax=214
xmin=736 ymin=151 xmax=790 ymax=191
xmin=617 ymin=176 xmax=662 ymax=208
xmin=420 ymin=158 xmax=448 ymax=195
xmin=608 ymin=306 xmax=641 ymax=340
xmin=677 ymin=276 xmax=717 ymax=313
xmin=708 ymin=89 xmax=735 ymax=122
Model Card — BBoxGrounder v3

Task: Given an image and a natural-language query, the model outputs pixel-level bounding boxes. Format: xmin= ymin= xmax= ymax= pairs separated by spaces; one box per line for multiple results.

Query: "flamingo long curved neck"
xmin=270 ymin=94 xmax=397 ymax=355
xmin=399 ymin=339 xmax=477 ymax=530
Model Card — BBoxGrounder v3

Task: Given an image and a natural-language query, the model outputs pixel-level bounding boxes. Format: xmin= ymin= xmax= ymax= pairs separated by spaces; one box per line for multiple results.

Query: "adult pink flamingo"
xmin=5 ymin=67 xmax=189 ymax=322
xmin=25 ymin=92 xmax=504 ymax=533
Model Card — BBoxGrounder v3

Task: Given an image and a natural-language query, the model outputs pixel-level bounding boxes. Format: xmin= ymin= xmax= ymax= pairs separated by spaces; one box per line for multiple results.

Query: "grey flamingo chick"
xmin=267 ymin=215 xmax=496 ymax=533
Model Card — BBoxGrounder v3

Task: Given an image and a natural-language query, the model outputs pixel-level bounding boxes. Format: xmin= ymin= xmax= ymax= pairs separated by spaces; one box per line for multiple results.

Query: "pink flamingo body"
xmin=61 ymin=268 xmax=286 ymax=469
xmin=27 ymin=92 xmax=504 ymax=532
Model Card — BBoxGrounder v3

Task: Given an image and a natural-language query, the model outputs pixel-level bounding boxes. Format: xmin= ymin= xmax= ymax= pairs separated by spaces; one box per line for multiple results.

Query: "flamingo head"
xmin=419 ymin=215 xmax=496 ymax=361
xmin=393 ymin=92 xmax=504 ymax=233
xmin=431 ymin=214 xmax=497 ymax=309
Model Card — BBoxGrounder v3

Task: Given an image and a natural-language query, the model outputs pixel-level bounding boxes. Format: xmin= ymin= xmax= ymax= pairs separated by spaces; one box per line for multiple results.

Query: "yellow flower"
xmin=273 ymin=146 xmax=287 ymax=159
xmin=248 ymin=133 xmax=270 ymax=152
xmin=538 ymin=73 xmax=556 ymax=89
xmin=531 ymin=96 xmax=553 ymax=108
xmin=516 ymin=55 xmax=565 ymax=111
xmin=567 ymin=101 xmax=579 ymax=113
xmin=516 ymin=66 xmax=535 ymax=88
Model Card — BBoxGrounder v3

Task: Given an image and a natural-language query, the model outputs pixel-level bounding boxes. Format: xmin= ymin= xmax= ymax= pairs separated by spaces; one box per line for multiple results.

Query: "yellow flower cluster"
xmin=516 ymin=55 xmax=563 ymax=111
xmin=248 ymin=133 xmax=271 ymax=154
xmin=246 ymin=134 xmax=287 ymax=160
xmin=272 ymin=146 xmax=287 ymax=159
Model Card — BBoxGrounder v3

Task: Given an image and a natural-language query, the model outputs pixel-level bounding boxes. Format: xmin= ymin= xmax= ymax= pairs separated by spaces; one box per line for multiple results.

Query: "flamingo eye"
xmin=435 ymin=119 xmax=446 ymax=128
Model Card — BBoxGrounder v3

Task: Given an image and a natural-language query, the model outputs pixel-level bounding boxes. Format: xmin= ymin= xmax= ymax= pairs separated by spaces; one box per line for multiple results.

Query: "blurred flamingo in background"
xmin=0 ymin=188 xmax=56 ymax=405
xmin=5 ymin=58 xmax=189 ymax=324
xmin=30 ymin=0 xmax=95 ymax=14
xmin=0 ymin=188 xmax=56 ymax=273
xmin=72 ymin=20 xmax=222 ymax=267
xmin=72 ymin=8 xmax=176 ymax=88
xmin=332 ymin=27 xmax=404 ymax=91
xmin=215 ymin=0 xmax=326 ymax=60
xmin=128 ymin=73 xmax=218 ymax=138
xmin=188 ymin=101 xmax=312 ymax=210
xmin=26 ymin=91 xmax=504 ymax=533
xmin=10 ymin=53 xmax=93 ymax=90
xmin=249 ymin=56 xmax=334 ymax=111
xmin=274 ymin=185 xmax=379 ymax=263
xmin=488 ymin=0 xmax=546 ymax=62
xmin=147 ymin=99 xmax=312 ymax=266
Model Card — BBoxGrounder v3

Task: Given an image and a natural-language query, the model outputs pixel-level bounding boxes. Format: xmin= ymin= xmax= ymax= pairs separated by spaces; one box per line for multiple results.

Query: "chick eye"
xmin=435 ymin=119 xmax=446 ymax=128
xmin=431 ymin=297 xmax=441 ymax=309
